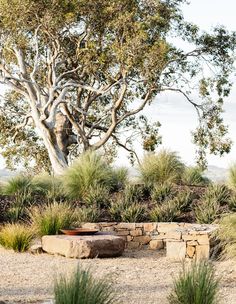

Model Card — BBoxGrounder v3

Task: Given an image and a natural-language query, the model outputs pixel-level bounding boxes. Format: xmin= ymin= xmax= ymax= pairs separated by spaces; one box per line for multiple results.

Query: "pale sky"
xmin=117 ymin=0 xmax=236 ymax=169
xmin=0 ymin=0 xmax=236 ymax=170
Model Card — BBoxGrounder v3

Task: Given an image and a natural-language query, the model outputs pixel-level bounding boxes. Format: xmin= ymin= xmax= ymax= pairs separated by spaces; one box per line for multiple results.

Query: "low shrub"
xmin=29 ymin=202 xmax=77 ymax=236
xmin=109 ymin=199 xmax=124 ymax=222
xmin=150 ymin=200 xmax=181 ymax=222
xmin=182 ymin=167 xmax=209 ymax=186
xmin=151 ymin=182 xmax=174 ymax=203
xmin=76 ymin=207 xmax=100 ymax=224
xmin=32 ymin=174 xmax=65 ymax=201
xmin=139 ymin=150 xmax=185 ymax=187
xmin=216 ymin=214 xmax=236 ymax=259
xmin=174 ymin=190 xmax=194 ymax=212
xmin=0 ymin=223 xmax=34 ymax=252
xmin=228 ymin=194 xmax=236 ymax=211
xmin=63 ymin=152 xmax=114 ymax=200
xmin=110 ymin=167 xmax=128 ymax=191
xmin=194 ymin=199 xmax=220 ymax=224
xmin=168 ymin=261 xmax=219 ymax=304
xmin=54 ymin=266 xmax=116 ymax=304
xmin=83 ymin=185 xmax=110 ymax=208
xmin=203 ymin=184 xmax=231 ymax=206
xmin=227 ymin=163 xmax=236 ymax=190
xmin=120 ymin=203 xmax=146 ymax=222
xmin=123 ymin=184 xmax=145 ymax=204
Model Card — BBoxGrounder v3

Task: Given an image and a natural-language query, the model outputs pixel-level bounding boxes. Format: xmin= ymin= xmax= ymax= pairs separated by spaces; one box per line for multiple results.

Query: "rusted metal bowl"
xmin=60 ymin=228 xmax=99 ymax=235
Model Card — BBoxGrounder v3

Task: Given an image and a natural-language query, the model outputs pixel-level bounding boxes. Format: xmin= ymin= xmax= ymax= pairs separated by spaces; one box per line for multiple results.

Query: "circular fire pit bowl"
xmin=60 ymin=228 xmax=99 ymax=236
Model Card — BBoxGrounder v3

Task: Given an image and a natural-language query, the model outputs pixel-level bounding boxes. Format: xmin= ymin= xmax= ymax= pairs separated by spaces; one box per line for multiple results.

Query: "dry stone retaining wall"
xmin=81 ymin=222 xmax=218 ymax=260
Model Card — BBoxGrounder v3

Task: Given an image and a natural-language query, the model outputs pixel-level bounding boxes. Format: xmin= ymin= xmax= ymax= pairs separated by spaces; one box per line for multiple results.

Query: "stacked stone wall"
xmin=82 ymin=222 xmax=218 ymax=260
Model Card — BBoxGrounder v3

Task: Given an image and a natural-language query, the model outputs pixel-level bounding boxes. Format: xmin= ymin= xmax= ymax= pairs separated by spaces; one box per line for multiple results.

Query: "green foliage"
xmin=54 ymin=266 xmax=116 ymax=304
xmin=203 ymin=184 xmax=231 ymax=205
xmin=32 ymin=174 xmax=65 ymax=201
xmin=151 ymin=182 xmax=174 ymax=203
xmin=63 ymin=152 xmax=113 ymax=200
xmin=76 ymin=207 xmax=100 ymax=224
xmin=227 ymin=163 xmax=236 ymax=190
xmin=3 ymin=175 xmax=38 ymax=221
xmin=174 ymin=190 xmax=194 ymax=212
xmin=28 ymin=202 xmax=77 ymax=236
xmin=216 ymin=214 xmax=236 ymax=259
xmin=109 ymin=199 xmax=124 ymax=222
xmin=123 ymin=184 xmax=145 ymax=204
xmin=150 ymin=200 xmax=181 ymax=222
xmin=83 ymin=185 xmax=110 ymax=208
xmin=3 ymin=175 xmax=35 ymax=204
xmin=120 ymin=203 xmax=146 ymax=223
xmin=194 ymin=199 xmax=220 ymax=224
xmin=110 ymin=167 xmax=128 ymax=191
xmin=0 ymin=223 xmax=34 ymax=252
xmin=168 ymin=261 xmax=219 ymax=304
xmin=182 ymin=167 xmax=209 ymax=186
xmin=228 ymin=193 xmax=236 ymax=211
xmin=140 ymin=150 xmax=185 ymax=187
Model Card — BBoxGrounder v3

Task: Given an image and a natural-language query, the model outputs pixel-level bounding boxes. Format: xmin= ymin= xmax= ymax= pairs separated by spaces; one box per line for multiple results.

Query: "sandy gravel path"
xmin=0 ymin=247 xmax=235 ymax=304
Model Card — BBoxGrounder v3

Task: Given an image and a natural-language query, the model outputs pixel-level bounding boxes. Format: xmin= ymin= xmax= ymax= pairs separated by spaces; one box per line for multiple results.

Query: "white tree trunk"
xmin=36 ymin=122 xmax=68 ymax=175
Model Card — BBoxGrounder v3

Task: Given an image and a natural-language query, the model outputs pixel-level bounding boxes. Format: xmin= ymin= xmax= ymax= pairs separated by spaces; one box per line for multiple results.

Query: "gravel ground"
xmin=0 ymin=247 xmax=236 ymax=304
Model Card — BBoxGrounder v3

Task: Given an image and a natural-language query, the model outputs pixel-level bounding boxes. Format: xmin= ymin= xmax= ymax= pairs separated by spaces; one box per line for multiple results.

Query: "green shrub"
xmin=151 ymin=182 xmax=174 ymax=203
xmin=150 ymin=200 xmax=181 ymax=222
xmin=0 ymin=223 xmax=34 ymax=252
xmin=228 ymin=193 xmax=236 ymax=211
xmin=63 ymin=152 xmax=113 ymax=200
xmin=109 ymin=199 xmax=124 ymax=221
xmin=228 ymin=163 xmax=236 ymax=190
xmin=54 ymin=266 xmax=116 ymax=304
xmin=32 ymin=174 xmax=65 ymax=201
xmin=216 ymin=214 xmax=236 ymax=259
xmin=29 ymin=202 xmax=77 ymax=236
xmin=139 ymin=150 xmax=185 ymax=187
xmin=182 ymin=167 xmax=209 ymax=186
xmin=83 ymin=185 xmax=110 ymax=208
xmin=76 ymin=207 xmax=100 ymax=224
xmin=194 ymin=199 xmax=220 ymax=224
xmin=123 ymin=184 xmax=145 ymax=204
xmin=174 ymin=190 xmax=194 ymax=212
xmin=203 ymin=184 xmax=231 ymax=206
xmin=120 ymin=203 xmax=146 ymax=222
xmin=3 ymin=175 xmax=39 ymax=221
xmin=168 ymin=261 xmax=219 ymax=304
xmin=110 ymin=167 xmax=128 ymax=191
xmin=7 ymin=205 xmax=25 ymax=223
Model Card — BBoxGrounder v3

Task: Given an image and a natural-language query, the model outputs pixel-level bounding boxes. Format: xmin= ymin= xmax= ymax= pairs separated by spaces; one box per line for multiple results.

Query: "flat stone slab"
xmin=42 ymin=234 xmax=125 ymax=259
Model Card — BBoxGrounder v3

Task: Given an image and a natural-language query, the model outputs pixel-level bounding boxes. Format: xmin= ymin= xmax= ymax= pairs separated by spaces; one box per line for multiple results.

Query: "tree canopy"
xmin=0 ymin=0 xmax=235 ymax=174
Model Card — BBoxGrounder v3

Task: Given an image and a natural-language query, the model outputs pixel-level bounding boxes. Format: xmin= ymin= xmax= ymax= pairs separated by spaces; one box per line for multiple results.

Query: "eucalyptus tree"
xmin=0 ymin=0 xmax=235 ymax=174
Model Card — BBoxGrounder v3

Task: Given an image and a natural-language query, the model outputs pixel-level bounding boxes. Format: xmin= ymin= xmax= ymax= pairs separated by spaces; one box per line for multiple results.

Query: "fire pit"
xmin=60 ymin=228 xmax=99 ymax=236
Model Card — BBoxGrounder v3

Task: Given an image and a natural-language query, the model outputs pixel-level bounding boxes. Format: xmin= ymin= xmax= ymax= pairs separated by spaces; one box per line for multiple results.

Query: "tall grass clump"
xmin=3 ymin=175 xmax=38 ymax=222
xmin=151 ymin=182 xmax=174 ymax=203
xmin=139 ymin=150 xmax=185 ymax=187
xmin=32 ymin=174 xmax=65 ymax=201
xmin=203 ymin=184 xmax=231 ymax=206
xmin=76 ymin=207 xmax=100 ymax=224
xmin=150 ymin=200 xmax=181 ymax=222
xmin=54 ymin=266 xmax=116 ymax=304
xmin=216 ymin=214 xmax=236 ymax=259
xmin=227 ymin=163 xmax=236 ymax=190
xmin=194 ymin=199 xmax=220 ymax=224
xmin=63 ymin=152 xmax=113 ymax=200
xmin=168 ymin=261 xmax=219 ymax=304
xmin=110 ymin=167 xmax=128 ymax=191
xmin=28 ymin=202 xmax=77 ymax=236
xmin=0 ymin=223 xmax=34 ymax=252
xmin=182 ymin=167 xmax=209 ymax=186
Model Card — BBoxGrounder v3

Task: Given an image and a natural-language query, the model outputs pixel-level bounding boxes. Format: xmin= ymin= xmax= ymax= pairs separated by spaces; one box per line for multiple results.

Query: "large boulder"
xmin=42 ymin=234 xmax=125 ymax=258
